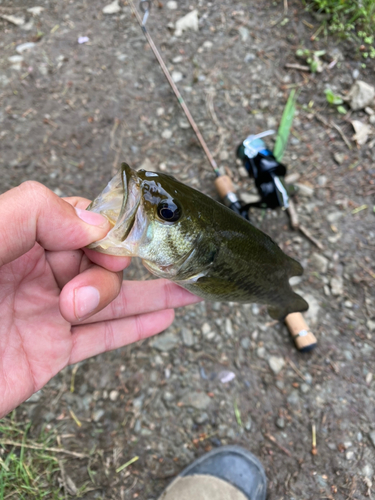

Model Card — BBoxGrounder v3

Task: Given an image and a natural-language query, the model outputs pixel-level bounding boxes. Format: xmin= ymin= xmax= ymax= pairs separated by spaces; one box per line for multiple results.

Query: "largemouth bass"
xmin=87 ymin=163 xmax=308 ymax=319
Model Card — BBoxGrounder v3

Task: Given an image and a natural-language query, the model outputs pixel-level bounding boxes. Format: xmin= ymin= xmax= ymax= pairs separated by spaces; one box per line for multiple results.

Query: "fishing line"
xmin=128 ymin=0 xmax=220 ymax=177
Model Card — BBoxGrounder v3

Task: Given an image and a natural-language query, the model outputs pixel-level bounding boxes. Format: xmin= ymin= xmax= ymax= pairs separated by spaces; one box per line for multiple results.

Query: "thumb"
xmin=0 ymin=181 xmax=110 ymax=267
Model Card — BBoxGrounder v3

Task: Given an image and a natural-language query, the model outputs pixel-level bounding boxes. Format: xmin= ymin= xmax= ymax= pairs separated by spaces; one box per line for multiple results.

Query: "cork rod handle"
xmin=285 ymin=312 xmax=317 ymax=352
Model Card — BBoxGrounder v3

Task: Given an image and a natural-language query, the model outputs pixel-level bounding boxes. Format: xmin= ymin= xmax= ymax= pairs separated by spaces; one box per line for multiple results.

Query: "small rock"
xmin=343 ymin=350 xmax=353 ymax=361
xmin=257 ymin=347 xmax=266 ymax=359
xmin=363 ymin=464 xmax=374 ymax=479
xmin=163 ymin=391 xmax=175 ymax=402
xmin=218 ymin=370 xmax=236 ymax=384
xmin=16 ymin=42 xmax=36 ymax=54
xmin=287 ymin=390 xmax=300 ymax=406
xmin=333 ymin=152 xmax=345 ymax=165
xmin=369 ymin=431 xmax=375 ymax=448
xmin=300 ymin=383 xmax=310 ymax=394
xmin=357 ymin=432 xmax=363 ymax=442
xmin=289 ymin=276 xmax=302 ymax=286
xmin=78 ymin=36 xmax=90 ymax=44
xmin=326 ymin=211 xmax=343 ymax=224
xmin=238 ymin=26 xmax=249 ymax=42
xmin=268 ymin=356 xmax=285 ymax=375
xmin=194 ymin=412 xmax=209 ymax=424
xmin=311 ymin=253 xmax=328 ymax=274
xmin=175 ymin=10 xmax=199 ymax=37
xmin=151 ymin=331 xmax=179 ymax=351
xmin=156 ymin=107 xmax=165 ymax=116
xmin=370 ymin=115 xmax=375 ymax=125
xmin=225 ymin=318 xmax=234 ymax=336
xmin=201 ymin=322 xmax=211 ymax=336
xmin=276 ymin=417 xmax=285 ymax=429
xmin=178 ymin=118 xmax=190 ymax=129
xmin=133 ymin=396 xmax=144 ymax=409
xmin=317 ymin=175 xmax=327 ymax=187
xmin=296 ymin=183 xmax=314 ymax=197
xmin=219 ymin=150 xmax=229 ymax=161
xmin=109 ymin=390 xmax=119 ymax=401
xmin=203 ymin=40 xmax=213 ymax=49
xmin=181 ymin=328 xmax=194 ymax=346
xmin=244 ymin=53 xmax=256 ymax=63
xmin=244 ymin=417 xmax=252 ymax=431
xmin=138 ymin=157 xmax=154 ymax=171
xmin=328 ymin=47 xmax=344 ymax=62
xmin=331 ymin=276 xmax=344 ymax=296
xmin=26 ymin=391 xmax=42 ymax=403
xmin=351 ymin=119 xmax=372 ymax=146
xmin=103 ymin=0 xmax=121 ymax=14
xmin=27 ymin=6 xmax=44 ymax=15
xmin=347 ymin=80 xmax=375 ymax=110
xmin=166 ymin=0 xmax=178 ymax=9
xmin=171 ymin=71 xmax=183 ymax=83
xmin=367 ymin=320 xmax=375 ymax=332
xmin=303 ymin=294 xmax=320 ymax=325
xmin=0 ymin=14 xmax=25 ymax=26
xmin=345 ymin=451 xmax=355 ymax=461
xmin=92 ymin=409 xmax=105 ymax=422
xmin=8 ymin=55 xmax=23 ymax=63
xmin=240 ymin=337 xmax=250 ymax=350
xmin=181 ymin=391 xmax=211 ymax=410
xmin=162 ymin=129 xmax=173 ymax=139
xmin=252 ymin=304 xmax=260 ymax=316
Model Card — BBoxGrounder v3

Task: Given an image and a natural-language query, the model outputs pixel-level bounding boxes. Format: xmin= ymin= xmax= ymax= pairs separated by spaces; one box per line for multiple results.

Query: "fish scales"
xmin=87 ymin=163 xmax=308 ymax=319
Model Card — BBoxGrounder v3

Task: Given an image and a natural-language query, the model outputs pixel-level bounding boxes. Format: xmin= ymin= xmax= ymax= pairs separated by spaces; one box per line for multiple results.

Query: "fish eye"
xmin=157 ymin=199 xmax=181 ymax=222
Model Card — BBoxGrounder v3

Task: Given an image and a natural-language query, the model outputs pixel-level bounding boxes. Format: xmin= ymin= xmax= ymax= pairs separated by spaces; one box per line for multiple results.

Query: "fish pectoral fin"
xmin=182 ymin=275 xmax=240 ymax=300
xmin=177 ymin=271 xmax=207 ymax=285
xmin=142 ymin=259 xmax=175 ymax=279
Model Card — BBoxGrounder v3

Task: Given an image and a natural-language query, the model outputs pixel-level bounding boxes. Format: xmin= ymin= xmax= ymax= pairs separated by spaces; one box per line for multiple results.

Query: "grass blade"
xmin=273 ymin=89 xmax=296 ymax=161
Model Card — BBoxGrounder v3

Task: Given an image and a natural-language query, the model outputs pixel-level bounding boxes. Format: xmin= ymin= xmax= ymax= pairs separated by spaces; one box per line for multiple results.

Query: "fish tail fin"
xmin=268 ymin=292 xmax=309 ymax=321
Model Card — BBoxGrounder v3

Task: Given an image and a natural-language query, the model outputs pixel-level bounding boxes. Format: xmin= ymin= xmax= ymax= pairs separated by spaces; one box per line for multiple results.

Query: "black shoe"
xmin=157 ymin=445 xmax=267 ymax=500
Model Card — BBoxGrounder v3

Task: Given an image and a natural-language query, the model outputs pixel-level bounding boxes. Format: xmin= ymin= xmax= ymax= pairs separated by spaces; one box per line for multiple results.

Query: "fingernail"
xmin=75 ymin=207 xmax=109 ymax=227
xmin=74 ymin=286 xmax=100 ymax=320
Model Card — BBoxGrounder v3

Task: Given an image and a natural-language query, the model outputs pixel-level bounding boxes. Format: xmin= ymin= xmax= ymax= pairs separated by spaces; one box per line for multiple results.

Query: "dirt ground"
xmin=1 ymin=0 xmax=375 ymax=498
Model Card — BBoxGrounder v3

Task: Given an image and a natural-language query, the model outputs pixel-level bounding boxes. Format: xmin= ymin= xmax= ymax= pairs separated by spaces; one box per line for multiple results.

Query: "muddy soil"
xmin=1 ymin=0 xmax=375 ymax=498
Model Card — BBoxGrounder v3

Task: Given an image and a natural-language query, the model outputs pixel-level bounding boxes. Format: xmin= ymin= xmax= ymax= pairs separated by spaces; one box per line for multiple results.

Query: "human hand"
xmin=0 ymin=181 xmax=201 ymax=418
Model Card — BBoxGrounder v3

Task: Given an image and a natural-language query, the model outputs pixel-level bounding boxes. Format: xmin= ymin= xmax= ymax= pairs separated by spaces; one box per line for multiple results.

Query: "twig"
xmin=284 ymin=0 xmax=288 ymax=14
xmin=311 ymin=423 xmax=317 ymax=455
xmin=206 ymin=91 xmax=221 ymax=130
xmin=299 ymin=224 xmax=324 ymax=250
xmin=286 ymin=358 xmax=307 ymax=382
xmin=315 ymin=113 xmax=352 ymax=150
xmin=264 ymin=433 xmax=292 ymax=457
xmin=331 ymin=122 xmax=352 ymax=150
xmin=285 ymin=63 xmax=310 ymax=72
xmin=286 ymin=199 xmax=299 ymax=229
xmin=0 ymin=440 xmax=89 ymax=459
xmin=58 ymin=459 xmax=69 ymax=500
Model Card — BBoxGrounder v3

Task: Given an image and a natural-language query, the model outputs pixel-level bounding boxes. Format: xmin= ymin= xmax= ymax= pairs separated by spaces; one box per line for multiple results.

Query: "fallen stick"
xmin=0 ymin=440 xmax=89 ymax=459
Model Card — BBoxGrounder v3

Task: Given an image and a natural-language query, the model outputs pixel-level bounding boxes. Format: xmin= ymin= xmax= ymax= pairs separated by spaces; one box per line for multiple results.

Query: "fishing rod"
xmin=129 ymin=0 xmax=248 ymax=220
xmin=128 ymin=0 xmax=317 ymax=352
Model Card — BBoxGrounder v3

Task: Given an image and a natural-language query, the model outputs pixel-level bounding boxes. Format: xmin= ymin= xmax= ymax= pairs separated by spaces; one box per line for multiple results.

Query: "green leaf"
xmin=274 ymin=89 xmax=296 ymax=162
xmin=324 ymin=88 xmax=343 ymax=105
xmin=337 ymin=105 xmax=347 ymax=114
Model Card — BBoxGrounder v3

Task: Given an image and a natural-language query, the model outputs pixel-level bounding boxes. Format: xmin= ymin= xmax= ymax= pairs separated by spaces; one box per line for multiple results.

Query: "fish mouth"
xmin=87 ymin=163 xmax=144 ymax=256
